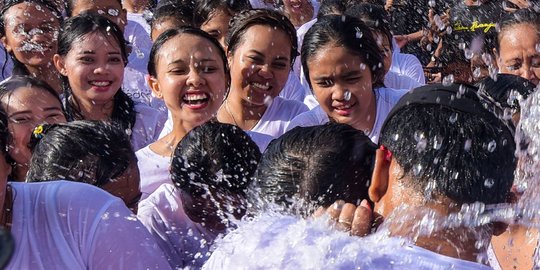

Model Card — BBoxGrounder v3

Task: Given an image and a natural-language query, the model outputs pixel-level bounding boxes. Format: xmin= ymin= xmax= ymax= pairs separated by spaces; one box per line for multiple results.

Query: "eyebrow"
xmin=8 ymin=106 xmax=63 ymax=117
xmin=167 ymin=58 xmax=217 ymax=66
xmin=248 ymin=50 xmax=290 ymax=62
xmin=79 ymin=50 xmax=122 ymax=55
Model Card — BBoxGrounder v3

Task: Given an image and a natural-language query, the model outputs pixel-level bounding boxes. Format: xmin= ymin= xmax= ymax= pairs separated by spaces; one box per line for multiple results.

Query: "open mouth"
xmin=251 ymin=82 xmax=271 ymax=91
xmin=89 ymin=81 xmax=112 ymax=87
xmin=182 ymin=92 xmax=210 ymax=108
xmin=333 ymin=102 xmax=356 ymax=116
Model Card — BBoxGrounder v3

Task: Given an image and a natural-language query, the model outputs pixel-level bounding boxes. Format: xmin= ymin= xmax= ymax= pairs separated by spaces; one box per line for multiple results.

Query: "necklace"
xmin=1 ymin=185 xmax=13 ymax=231
xmin=224 ymin=100 xmax=240 ymax=127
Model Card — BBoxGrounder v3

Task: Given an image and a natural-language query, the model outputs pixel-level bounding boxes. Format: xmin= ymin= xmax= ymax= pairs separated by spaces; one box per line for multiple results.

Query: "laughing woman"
xmin=138 ymin=27 xmax=229 ymax=199
xmin=53 ymin=13 xmax=165 ymax=152
xmin=216 ymin=9 xmax=308 ymax=151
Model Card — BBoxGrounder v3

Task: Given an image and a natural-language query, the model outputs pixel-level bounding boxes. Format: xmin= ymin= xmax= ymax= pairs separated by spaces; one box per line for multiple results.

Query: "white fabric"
xmin=136 ymin=145 xmax=172 ymax=201
xmin=294 ymin=18 xmax=317 ymax=81
xmin=6 ymin=181 xmax=170 ymax=270
xmin=287 ymin=87 xmax=407 ymax=143
xmin=131 ymin=103 xmax=167 ymax=151
xmin=203 ymin=213 xmax=492 ymax=270
xmin=390 ymin=52 xmax=426 ymax=85
xmin=279 ymin=71 xmax=311 ymax=103
xmin=138 ymin=183 xmax=217 ymax=269
xmin=248 ymin=96 xmax=308 ymax=151
xmin=487 ymin=243 xmax=503 ymax=270
xmin=123 ymin=18 xmax=154 ymax=105
xmin=384 ymin=71 xmax=423 ymax=91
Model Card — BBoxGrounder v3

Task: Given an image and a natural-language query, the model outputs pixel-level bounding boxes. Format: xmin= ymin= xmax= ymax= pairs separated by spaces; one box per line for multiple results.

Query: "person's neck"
xmin=73 ymin=96 xmax=114 ymax=121
xmin=27 ymin=64 xmax=63 ymax=95
xmin=12 ymin=163 xmax=27 ymax=182
xmin=123 ymin=0 xmax=151 ymax=13
xmin=150 ymin=115 xmax=197 ymax=157
xmin=218 ymin=94 xmax=267 ymax=131
xmin=350 ymin=91 xmax=377 ymax=134
xmin=383 ymin=203 xmax=490 ymax=264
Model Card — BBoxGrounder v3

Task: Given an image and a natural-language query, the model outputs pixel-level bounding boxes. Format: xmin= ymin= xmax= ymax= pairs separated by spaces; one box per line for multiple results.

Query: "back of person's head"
xmin=301 ymin=15 xmax=384 ymax=89
xmin=379 ymin=84 xmax=516 ymax=205
xmin=26 ymin=120 xmax=134 ymax=187
xmin=171 ymin=122 xmax=261 ymax=196
xmin=149 ymin=0 xmax=195 ymax=38
xmin=317 ymin=0 xmax=347 ymax=18
xmin=344 ymin=3 xmax=392 ymax=51
xmin=255 ymin=123 xmax=377 ymax=214
xmin=193 ymin=0 xmax=251 ymax=27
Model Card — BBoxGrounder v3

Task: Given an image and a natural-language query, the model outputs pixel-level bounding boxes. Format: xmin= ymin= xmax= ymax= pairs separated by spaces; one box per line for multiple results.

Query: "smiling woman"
xmin=216 ymin=9 xmax=308 ymax=151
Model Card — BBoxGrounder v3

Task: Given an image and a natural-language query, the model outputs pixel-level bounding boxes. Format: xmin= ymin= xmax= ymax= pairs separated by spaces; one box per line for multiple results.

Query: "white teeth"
xmin=90 ymin=81 xmax=111 ymax=87
xmin=336 ymin=104 xmax=351 ymax=110
xmin=252 ymin=82 xmax=270 ymax=90
xmin=184 ymin=93 xmax=209 ymax=101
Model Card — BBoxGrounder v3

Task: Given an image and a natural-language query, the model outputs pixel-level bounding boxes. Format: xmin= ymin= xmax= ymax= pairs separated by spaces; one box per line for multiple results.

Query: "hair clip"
xmin=379 ymin=145 xmax=392 ymax=162
xmin=33 ymin=125 xmax=44 ymax=139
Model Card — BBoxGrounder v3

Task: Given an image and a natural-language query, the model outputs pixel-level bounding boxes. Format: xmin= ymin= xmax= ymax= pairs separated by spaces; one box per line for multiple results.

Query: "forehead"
xmin=2 ymin=86 xmax=60 ymax=110
xmin=156 ymin=34 xmax=222 ymax=64
xmin=4 ymin=2 xmax=58 ymax=26
xmin=308 ymin=45 xmax=364 ymax=69
xmin=235 ymin=25 xmax=291 ymax=54
xmin=72 ymin=0 xmax=121 ymax=14
xmin=70 ymin=32 xmax=121 ymax=53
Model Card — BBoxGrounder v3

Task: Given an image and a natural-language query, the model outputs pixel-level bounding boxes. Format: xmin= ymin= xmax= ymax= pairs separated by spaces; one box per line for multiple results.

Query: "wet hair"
xmin=171 ymin=122 xmax=261 ymax=197
xmin=57 ymin=13 xmax=136 ymax=135
xmin=0 ymin=228 xmax=14 ymax=269
xmin=0 ymin=104 xmax=9 ymax=158
xmin=148 ymin=26 xmax=230 ymax=84
xmin=193 ymin=0 xmax=251 ymax=27
xmin=496 ymin=8 xmax=540 ymax=53
xmin=26 ymin=120 xmax=134 ymax=187
xmin=148 ymin=0 xmax=195 ymax=36
xmin=345 ymin=3 xmax=392 ymax=53
xmin=0 ymin=75 xmax=62 ymax=108
xmin=255 ymin=123 xmax=377 ymax=213
xmin=65 ymin=0 xmax=123 ymax=17
xmin=379 ymin=84 xmax=516 ymax=205
xmin=0 ymin=0 xmax=62 ymax=76
xmin=226 ymin=9 xmax=298 ymax=66
xmin=476 ymin=73 xmax=536 ymax=112
xmin=317 ymin=0 xmax=347 ymax=18
xmin=301 ymin=15 xmax=385 ymax=89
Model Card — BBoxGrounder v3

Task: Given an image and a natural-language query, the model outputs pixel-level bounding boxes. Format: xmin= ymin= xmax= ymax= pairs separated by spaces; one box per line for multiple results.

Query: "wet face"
xmin=201 ymin=9 xmax=232 ymax=48
xmin=374 ymin=32 xmax=392 ymax=75
xmin=2 ymin=86 xmax=66 ymax=168
xmin=54 ymin=32 xmax=125 ymax=106
xmin=151 ymin=18 xmax=189 ymax=42
xmin=228 ymin=25 xmax=292 ymax=108
xmin=148 ymin=34 xmax=227 ymax=127
xmin=282 ymin=0 xmax=314 ymax=27
xmin=70 ymin=0 xmax=127 ymax=31
xmin=308 ymin=45 xmax=376 ymax=133
xmin=102 ymin=158 xmax=141 ymax=213
xmin=496 ymin=23 xmax=540 ymax=86
xmin=1 ymin=2 xmax=60 ymax=69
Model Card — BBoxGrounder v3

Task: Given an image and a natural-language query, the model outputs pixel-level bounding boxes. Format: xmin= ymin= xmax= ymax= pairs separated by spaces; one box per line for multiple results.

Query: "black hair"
xmin=193 ymin=0 xmax=251 ymax=27
xmin=317 ymin=0 xmax=347 ymax=19
xmin=496 ymin=8 xmax=540 ymax=53
xmin=254 ymin=123 xmax=376 ymax=214
xmin=0 ymin=0 xmax=62 ymax=77
xmin=226 ymin=9 xmax=298 ymax=66
xmin=148 ymin=26 xmax=230 ymax=85
xmin=379 ymin=86 xmax=516 ymax=205
xmin=301 ymin=15 xmax=385 ymax=89
xmin=0 ymin=75 xmax=62 ymax=109
xmin=171 ymin=121 xmax=261 ymax=196
xmin=65 ymin=0 xmax=123 ymax=17
xmin=345 ymin=3 xmax=393 ymax=53
xmin=476 ymin=73 xmax=537 ymax=112
xmin=148 ymin=0 xmax=195 ymax=36
xmin=26 ymin=120 xmax=134 ymax=187
xmin=0 ymin=104 xmax=9 ymax=158
xmin=57 ymin=13 xmax=136 ymax=136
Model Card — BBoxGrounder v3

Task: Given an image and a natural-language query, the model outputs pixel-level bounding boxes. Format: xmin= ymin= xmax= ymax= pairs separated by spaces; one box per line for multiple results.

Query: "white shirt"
xmin=138 ymin=183 xmax=217 ymax=269
xmin=385 ymin=71 xmax=423 ymax=91
xmin=279 ymin=71 xmax=311 ymax=103
xmin=132 ymin=103 xmax=167 ymax=151
xmin=287 ymin=87 xmax=407 ymax=143
xmin=203 ymin=213 xmax=492 ymax=270
xmin=136 ymin=145 xmax=172 ymax=201
xmin=6 ymin=181 xmax=170 ymax=270
xmin=248 ymin=96 xmax=308 ymax=151
xmin=390 ymin=52 xmax=426 ymax=85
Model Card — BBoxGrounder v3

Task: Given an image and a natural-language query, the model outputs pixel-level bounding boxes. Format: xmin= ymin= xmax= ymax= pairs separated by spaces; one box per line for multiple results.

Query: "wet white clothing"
xmin=132 ymin=103 xmax=167 ymax=151
xmin=138 ymin=183 xmax=217 ymax=269
xmin=279 ymin=72 xmax=311 ymax=103
xmin=136 ymin=145 xmax=172 ymax=201
xmin=390 ymin=52 xmax=426 ymax=85
xmin=203 ymin=213 xmax=492 ymax=270
xmin=385 ymin=71 xmax=423 ymax=91
xmin=6 ymin=181 xmax=170 ymax=270
xmin=287 ymin=87 xmax=407 ymax=143
xmin=123 ymin=18 xmax=153 ymax=105
xmin=247 ymin=96 xmax=308 ymax=151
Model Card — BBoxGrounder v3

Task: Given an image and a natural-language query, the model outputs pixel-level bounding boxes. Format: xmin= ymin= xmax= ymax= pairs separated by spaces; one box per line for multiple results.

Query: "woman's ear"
xmin=369 ymin=148 xmax=391 ymax=203
xmin=147 ymin=75 xmax=162 ymax=99
xmin=1 ymin=36 xmax=11 ymax=53
xmin=53 ymin=54 xmax=67 ymax=76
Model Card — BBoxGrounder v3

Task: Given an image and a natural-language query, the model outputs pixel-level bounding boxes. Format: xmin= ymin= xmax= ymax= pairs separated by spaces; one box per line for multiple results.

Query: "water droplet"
xmin=464 ymin=48 xmax=473 ymax=60
xmin=433 ymin=135 xmax=443 ymax=150
xmin=487 ymin=140 xmax=497 ymax=152
xmin=413 ymin=164 xmax=423 ymax=175
xmin=464 ymin=139 xmax=472 ymax=151
xmin=473 ymin=67 xmax=482 ymax=78
xmin=442 ymin=74 xmax=454 ymax=86
xmin=484 ymin=178 xmax=495 ymax=188
xmin=343 ymin=90 xmax=351 ymax=101
xmin=392 ymin=133 xmax=399 ymax=141
xmin=449 ymin=112 xmax=458 ymax=123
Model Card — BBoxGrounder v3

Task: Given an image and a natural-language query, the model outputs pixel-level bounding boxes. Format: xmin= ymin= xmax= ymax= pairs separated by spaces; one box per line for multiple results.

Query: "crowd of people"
xmin=0 ymin=0 xmax=537 ymax=269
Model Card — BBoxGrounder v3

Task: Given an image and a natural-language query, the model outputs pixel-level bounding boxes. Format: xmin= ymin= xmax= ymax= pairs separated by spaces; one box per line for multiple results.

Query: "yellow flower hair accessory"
xmin=33 ymin=125 xmax=44 ymax=139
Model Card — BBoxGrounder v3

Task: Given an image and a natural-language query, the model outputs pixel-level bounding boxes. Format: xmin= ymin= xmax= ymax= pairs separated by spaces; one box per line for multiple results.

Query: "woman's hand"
xmin=314 ymin=199 xmax=378 ymax=236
